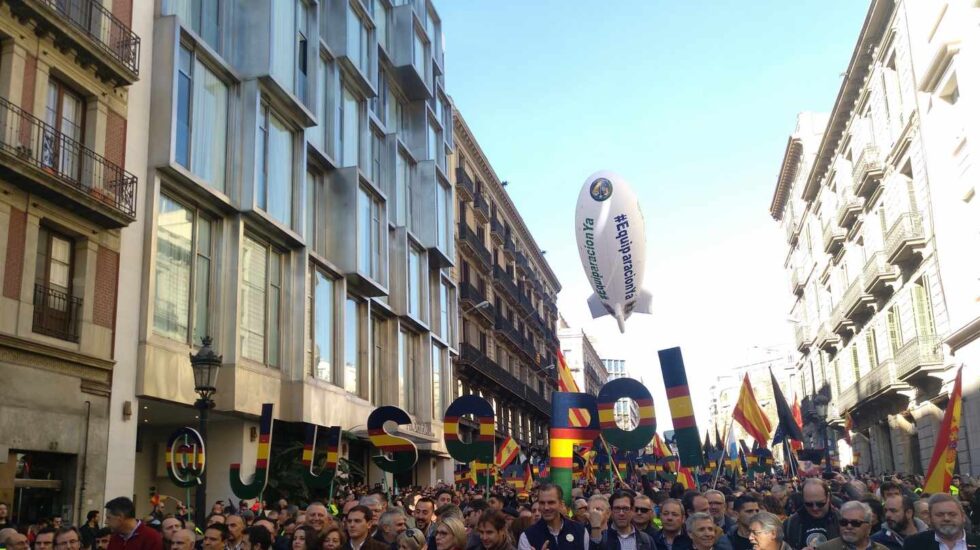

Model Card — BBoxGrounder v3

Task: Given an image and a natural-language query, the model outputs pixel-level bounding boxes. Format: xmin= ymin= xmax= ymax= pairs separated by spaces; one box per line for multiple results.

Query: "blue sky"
xmin=438 ymin=2 xmax=871 ymax=429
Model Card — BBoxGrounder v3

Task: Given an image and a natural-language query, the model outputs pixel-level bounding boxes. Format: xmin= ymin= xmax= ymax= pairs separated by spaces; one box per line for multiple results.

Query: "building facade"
xmin=109 ymin=0 xmax=458 ymax=513
xmin=0 ymin=0 xmax=141 ymax=524
xmin=601 ymin=358 xmax=638 ymax=431
xmin=770 ymin=0 xmax=980 ymax=475
xmin=557 ymin=317 xmax=608 ymax=397
xmin=452 ymin=110 xmax=560 ymax=456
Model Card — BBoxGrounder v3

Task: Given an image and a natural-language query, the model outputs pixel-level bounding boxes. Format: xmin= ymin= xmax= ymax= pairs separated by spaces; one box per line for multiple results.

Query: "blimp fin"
xmin=586 ymin=293 xmax=607 ymax=319
xmin=633 ymin=288 xmax=653 ymax=314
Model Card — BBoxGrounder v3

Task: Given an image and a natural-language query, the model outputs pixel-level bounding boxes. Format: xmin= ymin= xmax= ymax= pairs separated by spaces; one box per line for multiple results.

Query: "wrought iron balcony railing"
xmin=455 ymin=167 xmax=474 ymax=201
xmin=458 ymin=343 xmax=550 ymax=416
xmin=852 ymin=145 xmax=884 ymax=198
xmin=473 ymin=192 xmax=490 ymax=222
xmin=895 ymin=335 xmax=943 ymax=379
xmin=33 ymin=283 xmax=82 ymax=342
xmin=457 ymin=221 xmax=491 ymax=268
xmin=885 ymin=212 xmax=925 ymax=266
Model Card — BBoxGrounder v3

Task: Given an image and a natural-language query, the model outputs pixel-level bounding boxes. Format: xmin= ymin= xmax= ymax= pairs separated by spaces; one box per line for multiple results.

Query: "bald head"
xmin=171 ymin=530 xmax=195 ymax=550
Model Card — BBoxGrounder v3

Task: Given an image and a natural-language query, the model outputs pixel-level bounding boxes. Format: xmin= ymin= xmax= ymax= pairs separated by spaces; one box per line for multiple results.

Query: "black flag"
xmin=770 ymin=368 xmax=804 ymax=444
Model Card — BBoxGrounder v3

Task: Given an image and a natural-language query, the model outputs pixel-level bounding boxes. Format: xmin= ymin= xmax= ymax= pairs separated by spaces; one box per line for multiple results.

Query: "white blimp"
xmin=574 ymin=170 xmax=652 ymax=333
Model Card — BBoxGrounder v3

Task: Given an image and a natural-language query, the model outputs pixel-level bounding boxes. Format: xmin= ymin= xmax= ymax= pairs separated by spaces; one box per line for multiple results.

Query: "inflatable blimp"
xmin=575 ymin=170 xmax=652 ymax=333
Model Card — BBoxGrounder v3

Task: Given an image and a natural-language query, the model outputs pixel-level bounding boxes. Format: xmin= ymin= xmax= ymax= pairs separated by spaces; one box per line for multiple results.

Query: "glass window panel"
xmin=426 ymin=118 xmax=437 ymax=160
xmin=306 ymin=170 xmax=316 ymax=247
xmin=241 ymin=237 xmax=268 ymax=362
xmin=436 ymin=183 xmax=448 ymax=249
xmin=370 ymin=316 xmax=382 ymax=404
xmin=313 ymin=270 xmax=335 ymax=382
xmin=357 ymin=187 xmax=372 ymax=275
xmin=193 ymin=218 xmax=212 ymax=345
xmin=269 ymin=252 xmax=282 ymax=368
xmin=191 ymin=57 xmax=228 ymax=192
xmin=432 ymin=344 xmax=442 ymax=417
xmin=371 ymin=195 xmax=382 ymax=278
xmin=439 ymin=280 xmax=449 ymax=338
xmin=176 ymin=46 xmax=192 ymax=169
xmin=154 ymin=196 xmax=193 ymax=341
xmin=341 ymin=85 xmax=359 ymax=167
xmin=272 ymin=0 xmax=296 ymax=92
xmin=266 ymin=112 xmax=294 ymax=225
xmin=374 ymin=0 xmax=388 ymax=51
xmin=408 ymin=246 xmax=421 ymax=318
xmin=395 ymin=152 xmax=409 ymax=226
xmin=346 ymin=7 xmax=362 ymax=73
xmin=397 ymin=329 xmax=407 ymax=409
xmin=412 ymin=29 xmax=425 ymax=74
xmin=257 ymin=110 xmax=268 ymax=210
xmin=344 ymin=297 xmax=360 ymax=394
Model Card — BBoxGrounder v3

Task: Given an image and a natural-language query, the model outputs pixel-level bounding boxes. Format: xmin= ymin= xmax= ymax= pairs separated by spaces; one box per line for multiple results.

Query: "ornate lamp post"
xmin=812 ymin=394 xmax=832 ymax=474
xmin=189 ymin=336 xmax=222 ymax=527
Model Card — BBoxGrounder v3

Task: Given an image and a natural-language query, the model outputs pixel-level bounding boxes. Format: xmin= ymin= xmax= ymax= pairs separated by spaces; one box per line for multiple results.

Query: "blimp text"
xmin=615 ymin=214 xmax=636 ymax=301
xmin=581 ymin=218 xmax=608 ymax=300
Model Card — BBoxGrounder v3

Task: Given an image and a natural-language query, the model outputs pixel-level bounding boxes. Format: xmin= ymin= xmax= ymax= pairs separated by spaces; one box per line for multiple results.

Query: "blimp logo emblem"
xmin=589 ymin=178 xmax=613 ymax=202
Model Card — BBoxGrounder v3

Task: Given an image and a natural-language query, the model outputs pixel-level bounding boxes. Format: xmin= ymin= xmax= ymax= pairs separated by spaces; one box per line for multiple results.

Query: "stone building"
xmin=557 ymin=317 xmax=608 ymax=397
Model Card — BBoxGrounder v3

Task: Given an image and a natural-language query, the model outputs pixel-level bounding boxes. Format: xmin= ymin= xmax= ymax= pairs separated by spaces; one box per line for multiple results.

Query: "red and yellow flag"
xmin=791 ymin=396 xmax=804 ymax=451
xmin=523 ymin=462 xmax=533 ymax=493
xmin=651 ymin=432 xmax=672 ymax=458
xmin=676 ymin=466 xmax=696 ymax=489
xmin=557 ymin=349 xmax=592 ymax=428
xmin=495 ymin=436 xmax=520 ymax=469
xmin=733 ymin=374 xmax=772 ymax=447
xmin=924 ymin=367 xmax=963 ymax=493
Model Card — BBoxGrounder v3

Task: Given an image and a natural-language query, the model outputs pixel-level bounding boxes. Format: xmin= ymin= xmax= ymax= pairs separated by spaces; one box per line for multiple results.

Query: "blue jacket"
xmin=522 ymin=518 xmax=593 ymax=550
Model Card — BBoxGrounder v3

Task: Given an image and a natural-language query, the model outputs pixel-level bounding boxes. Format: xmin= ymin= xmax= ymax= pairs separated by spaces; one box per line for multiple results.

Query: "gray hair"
xmin=685 ymin=512 xmax=715 ymax=534
xmin=378 ymin=509 xmax=406 ymax=528
xmin=748 ymin=512 xmax=784 ymax=542
xmin=360 ymin=495 xmax=382 ymax=507
xmin=588 ymin=494 xmax=609 ymax=508
xmin=704 ymin=490 xmax=724 ymax=500
xmin=927 ymin=493 xmax=964 ymax=514
xmin=839 ymin=501 xmax=873 ymax=523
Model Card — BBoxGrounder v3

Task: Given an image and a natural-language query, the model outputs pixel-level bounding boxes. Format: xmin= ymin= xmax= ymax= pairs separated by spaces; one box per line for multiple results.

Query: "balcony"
xmin=460 ymin=281 xmax=494 ymax=324
xmin=791 ymin=265 xmax=806 ymax=296
xmin=32 ymin=283 xmax=81 ymax=342
xmin=0 ymin=97 xmax=137 ymax=227
xmin=785 ymin=216 xmax=799 ymax=245
xmin=458 ymin=343 xmax=550 ymax=417
xmin=494 ymin=314 xmax=524 ymax=351
xmin=841 ymin=275 xmax=875 ymax=322
xmin=831 ymin=306 xmax=855 ymax=337
xmin=816 ymin=321 xmax=841 ymax=352
xmin=837 ymin=359 xmax=907 ymax=412
xmin=852 ymin=145 xmax=885 ymax=199
xmin=457 ymin=222 xmax=491 ymax=269
xmin=862 ymin=251 xmax=897 ymax=297
xmin=473 ymin=192 xmax=490 ymax=223
xmin=822 ymin=218 xmax=845 ymax=255
xmin=885 ymin=212 xmax=926 ymax=266
xmin=490 ymin=218 xmax=506 ymax=246
xmin=795 ymin=323 xmax=814 ymax=353
xmin=895 ymin=335 xmax=944 ymax=380
xmin=10 ymin=0 xmax=140 ymax=84
xmin=493 ymin=265 xmax=521 ymax=303
xmin=515 ymin=250 xmax=530 ymax=274
xmin=455 ymin=167 xmax=474 ymax=202
xmin=836 ymin=192 xmax=864 ymax=230
xmin=502 ymin=236 xmax=516 ymax=260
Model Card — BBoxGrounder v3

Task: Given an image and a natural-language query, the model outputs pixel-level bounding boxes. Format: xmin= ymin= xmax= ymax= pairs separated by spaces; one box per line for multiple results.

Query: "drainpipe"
xmin=77 ymin=400 xmax=92 ymax=525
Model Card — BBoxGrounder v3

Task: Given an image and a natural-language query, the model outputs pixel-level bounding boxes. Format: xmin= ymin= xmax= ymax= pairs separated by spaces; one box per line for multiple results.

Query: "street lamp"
xmin=812 ymin=394 xmax=832 ymax=474
xmin=189 ymin=336 xmax=222 ymax=527
xmin=462 ymin=300 xmax=491 ymax=315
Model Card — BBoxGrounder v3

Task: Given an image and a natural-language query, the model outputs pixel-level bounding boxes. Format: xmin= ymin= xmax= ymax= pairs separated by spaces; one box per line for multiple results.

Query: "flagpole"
xmin=712 ymin=416 xmax=735 ymax=489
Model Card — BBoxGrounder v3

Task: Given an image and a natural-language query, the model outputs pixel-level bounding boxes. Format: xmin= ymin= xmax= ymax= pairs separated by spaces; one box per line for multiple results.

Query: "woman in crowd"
xmin=396 ymin=529 xmax=425 ymax=550
xmin=432 ymin=518 xmax=467 ymax=550
xmin=321 ymin=527 xmax=345 ymax=550
xmin=291 ymin=525 xmax=321 ymax=550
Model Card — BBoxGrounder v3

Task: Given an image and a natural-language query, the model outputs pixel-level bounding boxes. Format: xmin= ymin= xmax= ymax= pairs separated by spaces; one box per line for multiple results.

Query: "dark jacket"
xmin=901 ymin=530 xmax=980 ymax=550
xmin=106 ymin=522 xmax=163 ymax=550
xmin=522 ymin=518 xmax=593 ymax=550
xmin=816 ymin=538 xmax=888 ymax=550
xmin=600 ymin=527 xmax=656 ymax=550
xmin=343 ymin=539 xmax=389 ymax=550
xmin=653 ymin=531 xmax=693 ymax=550
xmin=783 ymin=511 xmax=840 ymax=550
xmin=871 ymin=519 xmax=929 ymax=550
xmin=636 ymin=524 xmax=660 ymax=540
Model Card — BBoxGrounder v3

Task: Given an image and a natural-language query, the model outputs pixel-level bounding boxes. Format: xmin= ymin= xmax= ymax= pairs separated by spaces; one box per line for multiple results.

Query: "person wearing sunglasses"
xmin=782 ymin=480 xmax=839 ymax=550
xmin=811 ymin=502 xmax=885 ymax=550
xmin=632 ymin=495 xmax=658 ymax=539
xmin=596 ymin=491 xmax=656 ymax=550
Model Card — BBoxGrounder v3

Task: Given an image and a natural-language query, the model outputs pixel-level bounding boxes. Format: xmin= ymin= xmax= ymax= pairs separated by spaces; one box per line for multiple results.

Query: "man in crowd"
xmin=633 ymin=495 xmax=659 ymax=539
xmin=168 ymin=531 xmax=194 ymax=550
xmin=684 ymin=495 xmax=710 ymax=518
xmin=413 ymin=498 xmax=435 ymax=534
xmin=587 ymin=494 xmax=610 ymax=536
xmin=376 ymin=510 xmax=407 ymax=550
xmin=596 ymin=491 xmax=654 ymax=550
xmin=436 ymin=490 xmax=454 ymax=509
xmin=653 ymin=499 xmax=692 ymax=550
xmin=202 ymin=525 xmax=229 ymax=550
xmin=225 ymin=515 xmax=245 ymax=550
xmin=871 ymin=495 xmax=926 ymax=550
xmin=815 ymin=502 xmax=885 ymax=550
xmin=80 ymin=512 xmax=101 ymax=550
xmin=95 ymin=528 xmax=112 ymax=550
xmin=686 ymin=513 xmax=720 ymax=550
xmin=706 ymin=491 xmax=735 ymax=533
xmin=305 ymin=503 xmax=333 ymax=538
xmin=105 ymin=497 xmax=163 ymax=550
xmin=0 ymin=503 xmax=9 ymax=529
xmin=783 ymin=479 xmax=840 ymax=550
xmin=902 ymin=494 xmax=980 ymax=550
xmin=54 ymin=527 xmax=83 ymax=550
xmin=3 ymin=530 xmax=29 ymax=550
xmin=488 ymin=496 xmax=505 ymax=513
xmin=34 ymin=528 xmax=55 ymax=550
xmin=572 ymin=499 xmax=590 ymax=526
xmin=344 ymin=506 xmax=387 ymax=550
xmin=728 ymin=495 xmax=761 ymax=550
xmin=160 ymin=517 xmax=183 ymax=550
xmin=518 ymin=484 xmax=591 ymax=550
xmin=476 ymin=511 xmax=513 ymax=550
xmin=911 ymin=501 xmax=929 ymax=528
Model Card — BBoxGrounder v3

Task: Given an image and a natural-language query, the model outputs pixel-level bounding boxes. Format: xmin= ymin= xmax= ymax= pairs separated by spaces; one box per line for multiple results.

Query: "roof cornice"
xmin=769 ymin=136 xmax=803 ymax=220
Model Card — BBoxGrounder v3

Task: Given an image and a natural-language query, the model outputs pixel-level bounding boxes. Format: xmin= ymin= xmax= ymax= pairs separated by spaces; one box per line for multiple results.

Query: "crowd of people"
xmin=1 ymin=472 xmax=979 ymax=550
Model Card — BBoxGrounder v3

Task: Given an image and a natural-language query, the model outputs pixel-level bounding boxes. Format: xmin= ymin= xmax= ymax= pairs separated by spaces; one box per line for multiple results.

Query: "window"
xmin=43 ymin=79 xmax=84 ymax=179
xmin=432 ymin=344 xmax=443 ymax=417
xmin=313 ymin=55 xmax=329 ymax=152
xmin=395 ymin=151 xmax=412 ymax=226
xmin=357 ymin=187 xmax=383 ymax=280
xmin=436 ymin=182 xmax=449 ymax=250
xmin=272 ymin=0 xmax=296 ymax=93
xmin=398 ymin=328 xmax=415 ymax=412
xmin=373 ymin=0 xmax=389 ymax=52
xmin=306 ymin=170 xmax=318 ymax=250
xmin=408 ymin=245 xmax=424 ymax=319
xmin=344 ymin=296 xmax=362 ymax=395
xmin=33 ymin=226 xmax=76 ymax=341
xmin=865 ymin=328 xmax=878 ymax=370
xmin=257 ymin=106 xmax=294 ymax=225
xmin=347 ymin=3 xmax=370 ymax=75
xmin=175 ymin=46 xmax=228 ymax=192
xmin=241 ymin=236 xmax=282 ymax=367
xmin=439 ymin=279 xmax=450 ymax=339
xmin=412 ymin=28 xmax=426 ymax=75
xmin=310 ymin=267 xmax=335 ymax=382
xmin=370 ymin=130 xmax=384 ymax=185
xmin=296 ymin=1 xmax=310 ymax=104
xmin=911 ymin=278 xmax=936 ymax=338
xmin=426 ymin=117 xmax=438 ymax=161
xmin=339 ymin=82 xmax=361 ymax=167
xmin=371 ymin=316 xmax=384 ymax=404
xmin=154 ymin=195 xmax=212 ymax=344
xmin=171 ymin=0 xmax=220 ymax=47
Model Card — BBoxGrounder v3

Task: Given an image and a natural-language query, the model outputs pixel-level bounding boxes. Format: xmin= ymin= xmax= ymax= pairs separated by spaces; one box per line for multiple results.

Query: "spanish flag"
xmin=523 ymin=462 xmax=533 ymax=492
xmin=732 ymin=374 xmax=772 ymax=447
xmin=651 ymin=432 xmax=673 ymax=459
xmin=924 ymin=367 xmax=963 ymax=493
xmin=557 ymin=349 xmax=592 ymax=429
xmin=495 ymin=437 xmax=520 ymax=469
xmin=676 ymin=466 xmax=696 ymax=490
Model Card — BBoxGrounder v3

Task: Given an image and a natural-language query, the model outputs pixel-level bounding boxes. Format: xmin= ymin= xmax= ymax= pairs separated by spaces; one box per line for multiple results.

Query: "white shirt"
xmin=934 ymin=531 xmax=967 ymax=550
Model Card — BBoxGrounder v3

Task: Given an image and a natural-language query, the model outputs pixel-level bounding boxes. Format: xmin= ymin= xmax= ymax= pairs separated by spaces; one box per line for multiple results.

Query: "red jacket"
xmin=107 ymin=522 xmax=163 ymax=550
